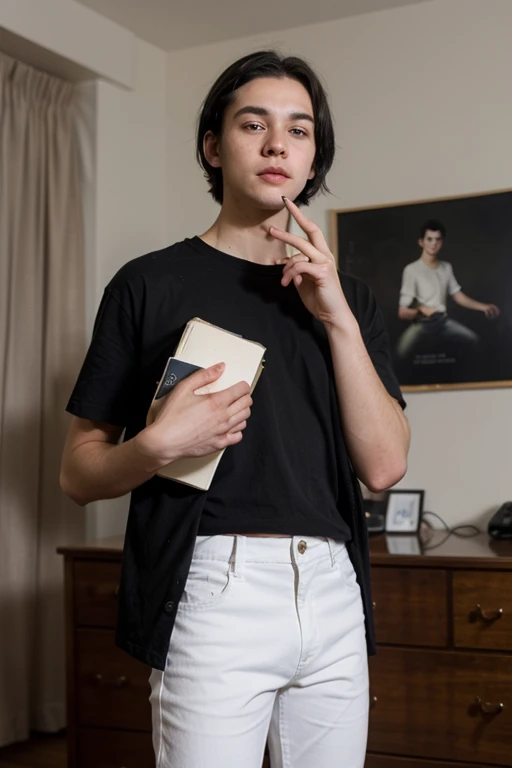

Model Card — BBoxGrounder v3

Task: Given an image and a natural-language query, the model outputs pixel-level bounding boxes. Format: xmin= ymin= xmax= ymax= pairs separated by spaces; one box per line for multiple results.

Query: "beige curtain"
xmin=0 ymin=52 xmax=86 ymax=746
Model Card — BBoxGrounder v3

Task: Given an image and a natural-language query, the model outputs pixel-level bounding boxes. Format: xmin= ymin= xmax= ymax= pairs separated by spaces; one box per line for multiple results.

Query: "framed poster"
xmin=331 ymin=189 xmax=512 ymax=391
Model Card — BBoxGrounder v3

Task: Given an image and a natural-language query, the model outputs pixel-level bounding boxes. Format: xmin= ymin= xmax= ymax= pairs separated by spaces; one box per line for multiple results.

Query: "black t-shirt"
xmin=66 ymin=236 xmax=405 ymax=670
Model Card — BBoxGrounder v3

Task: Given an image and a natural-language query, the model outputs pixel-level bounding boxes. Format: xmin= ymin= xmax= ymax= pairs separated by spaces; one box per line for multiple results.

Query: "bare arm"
xmin=60 ymin=364 xmax=252 ymax=506
xmin=452 ymin=291 xmax=500 ymax=317
xmin=398 ymin=306 xmax=419 ymax=321
xmin=398 ymin=305 xmax=438 ymax=320
xmin=269 ymin=198 xmax=410 ymax=493
xmin=60 ymin=418 xmax=164 ymax=506
xmin=326 ymin=321 xmax=410 ymax=492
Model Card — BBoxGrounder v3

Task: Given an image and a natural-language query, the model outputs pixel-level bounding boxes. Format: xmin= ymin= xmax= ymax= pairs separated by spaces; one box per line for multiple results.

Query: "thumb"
xmin=186 ymin=362 xmax=225 ymax=390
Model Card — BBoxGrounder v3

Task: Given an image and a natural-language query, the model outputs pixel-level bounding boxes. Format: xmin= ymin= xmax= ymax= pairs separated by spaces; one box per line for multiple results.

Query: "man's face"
xmin=204 ymin=76 xmax=316 ymax=210
xmin=419 ymin=229 xmax=443 ymax=257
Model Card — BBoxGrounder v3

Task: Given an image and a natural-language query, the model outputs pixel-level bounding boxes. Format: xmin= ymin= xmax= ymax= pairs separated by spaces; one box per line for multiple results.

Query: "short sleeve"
xmin=446 ymin=263 xmax=462 ymax=295
xmin=358 ymin=282 xmax=407 ymax=410
xmin=66 ymin=286 xmax=139 ymax=427
xmin=399 ymin=264 xmax=416 ymax=307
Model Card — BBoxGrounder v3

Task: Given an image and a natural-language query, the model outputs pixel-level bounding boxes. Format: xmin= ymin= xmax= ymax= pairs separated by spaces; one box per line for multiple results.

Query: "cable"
xmin=420 ymin=510 xmax=480 ymax=551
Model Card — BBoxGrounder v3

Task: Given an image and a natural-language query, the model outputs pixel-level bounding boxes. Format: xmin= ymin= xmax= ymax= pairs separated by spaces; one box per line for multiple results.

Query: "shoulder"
xmin=105 ymin=239 xmax=198 ymax=299
xmin=438 ymin=260 xmax=454 ymax=272
xmin=402 ymin=259 xmax=421 ymax=274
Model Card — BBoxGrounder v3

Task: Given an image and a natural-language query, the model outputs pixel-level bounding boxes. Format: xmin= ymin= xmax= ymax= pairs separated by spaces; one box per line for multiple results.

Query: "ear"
xmin=203 ymin=130 xmax=222 ymax=169
xmin=418 ymin=238 xmax=424 ymax=248
xmin=307 ymin=165 xmax=315 ymax=181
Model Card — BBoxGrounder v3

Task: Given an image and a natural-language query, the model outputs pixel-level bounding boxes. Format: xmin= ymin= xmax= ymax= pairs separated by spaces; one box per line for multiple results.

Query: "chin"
xmin=252 ymin=187 xmax=295 ymax=210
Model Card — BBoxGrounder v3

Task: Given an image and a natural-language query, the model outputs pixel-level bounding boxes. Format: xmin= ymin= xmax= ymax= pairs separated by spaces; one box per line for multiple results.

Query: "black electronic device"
xmin=363 ymin=498 xmax=386 ymax=536
xmin=488 ymin=501 xmax=512 ymax=540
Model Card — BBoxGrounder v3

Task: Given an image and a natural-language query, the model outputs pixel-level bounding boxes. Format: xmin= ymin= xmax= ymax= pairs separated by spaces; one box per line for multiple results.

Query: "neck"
xmin=421 ymin=251 xmax=439 ymax=267
xmin=199 ymin=192 xmax=291 ymax=266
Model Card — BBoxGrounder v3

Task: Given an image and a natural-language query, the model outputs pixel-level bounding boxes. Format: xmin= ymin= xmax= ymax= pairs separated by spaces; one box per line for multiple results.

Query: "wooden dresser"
xmin=59 ymin=532 xmax=512 ymax=768
xmin=57 ymin=537 xmax=271 ymax=768
xmin=367 ymin=531 xmax=512 ymax=768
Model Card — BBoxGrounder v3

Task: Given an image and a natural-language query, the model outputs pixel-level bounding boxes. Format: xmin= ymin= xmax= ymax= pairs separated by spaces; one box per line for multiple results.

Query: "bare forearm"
xmin=325 ymin=320 xmax=410 ymax=492
xmin=455 ymin=294 xmax=485 ymax=311
xmin=399 ymin=306 xmax=419 ymax=321
xmin=60 ymin=430 xmax=171 ymax=506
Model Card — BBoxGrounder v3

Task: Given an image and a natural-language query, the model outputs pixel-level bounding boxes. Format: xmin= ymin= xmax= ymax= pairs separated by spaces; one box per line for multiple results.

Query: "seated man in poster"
xmin=396 ymin=219 xmax=500 ymax=360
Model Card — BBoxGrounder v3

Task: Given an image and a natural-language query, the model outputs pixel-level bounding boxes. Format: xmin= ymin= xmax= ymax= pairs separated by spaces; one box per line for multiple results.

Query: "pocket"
xmin=178 ymin=557 xmax=233 ymax=612
xmin=337 ymin=546 xmax=360 ymax=592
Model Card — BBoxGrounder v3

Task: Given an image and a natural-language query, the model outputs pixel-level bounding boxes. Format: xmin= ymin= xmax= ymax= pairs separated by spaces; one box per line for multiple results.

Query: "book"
xmin=146 ymin=318 xmax=266 ymax=490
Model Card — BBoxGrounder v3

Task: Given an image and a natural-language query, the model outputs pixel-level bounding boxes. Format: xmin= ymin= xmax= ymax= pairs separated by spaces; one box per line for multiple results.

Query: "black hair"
xmin=196 ymin=50 xmax=335 ymax=206
xmin=420 ymin=219 xmax=446 ymax=239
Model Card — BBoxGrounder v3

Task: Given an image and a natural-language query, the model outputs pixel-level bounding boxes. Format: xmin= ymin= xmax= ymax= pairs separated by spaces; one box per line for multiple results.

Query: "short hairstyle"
xmin=420 ymin=219 xmax=446 ymax=239
xmin=196 ymin=50 xmax=335 ymax=206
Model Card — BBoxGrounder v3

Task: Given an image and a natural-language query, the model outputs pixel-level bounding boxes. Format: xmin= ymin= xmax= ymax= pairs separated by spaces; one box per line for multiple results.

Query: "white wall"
xmin=165 ymin=0 xmax=512 ymax=529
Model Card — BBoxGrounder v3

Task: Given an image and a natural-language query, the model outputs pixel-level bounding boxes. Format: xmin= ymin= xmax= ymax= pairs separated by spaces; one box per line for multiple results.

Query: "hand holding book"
xmin=137 ymin=362 xmax=252 ymax=475
xmin=142 ymin=318 xmax=266 ymax=490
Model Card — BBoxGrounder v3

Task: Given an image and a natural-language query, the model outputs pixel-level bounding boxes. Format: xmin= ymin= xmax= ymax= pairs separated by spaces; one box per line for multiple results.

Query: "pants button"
xmin=298 ymin=540 xmax=307 ymax=554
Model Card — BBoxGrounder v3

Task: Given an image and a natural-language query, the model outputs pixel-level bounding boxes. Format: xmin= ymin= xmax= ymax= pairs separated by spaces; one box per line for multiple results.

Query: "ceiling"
xmin=76 ymin=0 xmax=432 ymax=52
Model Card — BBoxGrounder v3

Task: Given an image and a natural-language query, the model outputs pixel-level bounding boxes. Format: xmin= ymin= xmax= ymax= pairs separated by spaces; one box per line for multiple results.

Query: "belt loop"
xmin=229 ymin=535 xmax=246 ymax=580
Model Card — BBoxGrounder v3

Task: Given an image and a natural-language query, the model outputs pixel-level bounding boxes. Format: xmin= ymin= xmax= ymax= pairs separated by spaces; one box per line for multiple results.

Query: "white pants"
xmin=149 ymin=534 xmax=369 ymax=768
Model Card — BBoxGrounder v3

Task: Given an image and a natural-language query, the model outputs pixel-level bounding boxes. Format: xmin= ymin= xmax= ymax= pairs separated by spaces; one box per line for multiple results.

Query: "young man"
xmin=61 ymin=52 xmax=410 ymax=768
xmin=397 ymin=219 xmax=500 ymax=359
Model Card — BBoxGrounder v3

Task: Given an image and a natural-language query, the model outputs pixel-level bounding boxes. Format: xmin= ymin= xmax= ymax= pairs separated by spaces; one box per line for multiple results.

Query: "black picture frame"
xmin=330 ymin=189 xmax=512 ymax=391
xmin=385 ymin=489 xmax=424 ymax=534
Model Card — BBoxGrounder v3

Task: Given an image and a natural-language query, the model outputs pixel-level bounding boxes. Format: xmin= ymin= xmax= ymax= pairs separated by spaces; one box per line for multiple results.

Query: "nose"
xmin=262 ymin=128 xmax=288 ymax=157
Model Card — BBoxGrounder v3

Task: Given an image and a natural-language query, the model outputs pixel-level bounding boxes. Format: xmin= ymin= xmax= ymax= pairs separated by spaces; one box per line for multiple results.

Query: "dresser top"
xmin=57 ymin=531 xmax=512 ymax=569
xmin=369 ymin=531 xmax=512 ymax=569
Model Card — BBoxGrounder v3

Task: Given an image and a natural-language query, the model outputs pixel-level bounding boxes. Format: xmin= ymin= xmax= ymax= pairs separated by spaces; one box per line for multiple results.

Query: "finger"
xmin=226 ymin=407 xmax=251 ymax=431
xmin=214 ymin=380 xmax=251 ymax=407
xmin=269 ymin=226 xmax=324 ymax=263
xmin=282 ymin=197 xmax=332 ymax=256
xmin=281 ymin=261 xmax=328 ymax=288
xmin=222 ymin=431 xmax=243 ymax=447
xmin=226 ymin=395 xmax=253 ymax=419
xmin=275 ymin=253 xmax=310 ymax=267
xmin=280 ymin=253 xmax=310 ymax=269
xmin=227 ymin=418 xmax=248 ymax=434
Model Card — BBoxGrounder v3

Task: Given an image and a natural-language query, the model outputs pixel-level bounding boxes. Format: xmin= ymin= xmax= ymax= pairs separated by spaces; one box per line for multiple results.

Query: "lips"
xmin=258 ymin=166 xmax=289 ymax=178
xmin=258 ymin=166 xmax=290 ymax=184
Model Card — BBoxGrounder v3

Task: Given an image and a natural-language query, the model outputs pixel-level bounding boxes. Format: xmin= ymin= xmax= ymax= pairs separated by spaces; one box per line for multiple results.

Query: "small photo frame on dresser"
xmin=385 ymin=489 xmax=424 ymax=533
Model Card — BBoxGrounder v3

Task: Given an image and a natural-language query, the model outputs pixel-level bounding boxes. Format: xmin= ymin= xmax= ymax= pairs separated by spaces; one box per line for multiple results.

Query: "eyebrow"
xmin=232 ymin=106 xmax=314 ymax=123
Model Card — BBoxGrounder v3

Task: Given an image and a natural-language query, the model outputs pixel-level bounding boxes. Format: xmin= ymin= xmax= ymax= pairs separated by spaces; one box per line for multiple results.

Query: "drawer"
xmin=371 ymin=567 xmax=448 ymax=646
xmin=368 ymin=647 xmax=512 ymax=765
xmin=453 ymin=570 xmax=512 ymax=651
xmin=78 ymin=728 xmax=154 ymax=768
xmin=366 ymin=756 xmax=497 ymax=768
xmin=74 ymin=560 xmax=122 ymax=628
xmin=76 ymin=629 xmax=152 ymax=731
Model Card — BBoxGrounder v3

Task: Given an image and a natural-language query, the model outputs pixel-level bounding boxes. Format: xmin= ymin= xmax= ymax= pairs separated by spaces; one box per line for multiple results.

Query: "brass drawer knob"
xmin=475 ymin=604 xmax=503 ymax=622
xmin=370 ymin=695 xmax=378 ymax=709
xmin=475 ymin=696 xmax=504 ymax=715
xmin=92 ymin=673 xmax=129 ymax=687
